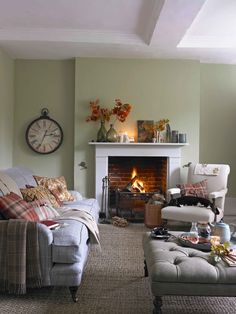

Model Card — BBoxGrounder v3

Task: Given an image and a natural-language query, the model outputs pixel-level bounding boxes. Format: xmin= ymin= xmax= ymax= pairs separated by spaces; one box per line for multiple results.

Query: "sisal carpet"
xmin=1 ymin=223 xmax=236 ymax=314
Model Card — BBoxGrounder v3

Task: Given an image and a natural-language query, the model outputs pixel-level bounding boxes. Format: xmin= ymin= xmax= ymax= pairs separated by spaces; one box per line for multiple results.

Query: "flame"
xmin=131 ymin=168 xmax=137 ymax=179
xmin=131 ymin=167 xmax=145 ymax=192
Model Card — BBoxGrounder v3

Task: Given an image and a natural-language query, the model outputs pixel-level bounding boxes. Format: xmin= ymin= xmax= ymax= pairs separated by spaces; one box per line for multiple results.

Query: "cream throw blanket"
xmin=56 ymin=207 xmax=100 ymax=245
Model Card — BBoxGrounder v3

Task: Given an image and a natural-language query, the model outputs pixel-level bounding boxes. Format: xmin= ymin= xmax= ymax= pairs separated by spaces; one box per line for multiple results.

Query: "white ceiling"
xmin=0 ymin=0 xmax=236 ymax=64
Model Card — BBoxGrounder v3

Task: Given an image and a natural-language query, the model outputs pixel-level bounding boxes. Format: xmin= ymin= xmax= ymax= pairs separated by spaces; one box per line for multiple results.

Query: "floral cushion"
xmin=20 ymin=186 xmax=61 ymax=208
xmin=34 ymin=175 xmax=74 ymax=202
xmin=0 ymin=192 xmax=39 ymax=221
xmin=177 ymin=179 xmax=208 ymax=199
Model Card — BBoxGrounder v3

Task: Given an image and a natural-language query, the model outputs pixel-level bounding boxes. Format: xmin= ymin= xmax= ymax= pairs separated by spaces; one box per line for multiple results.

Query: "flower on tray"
xmin=86 ymin=99 xmax=132 ymax=124
xmin=210 ymin=241 xmax=232 ymax=263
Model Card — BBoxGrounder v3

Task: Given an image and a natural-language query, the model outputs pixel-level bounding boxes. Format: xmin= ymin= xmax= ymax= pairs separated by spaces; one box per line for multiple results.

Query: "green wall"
xmin=75 ymin=58 xmax=200 ymax=197
xmin=1 ymin=54 xmax=235 ymax=199
xmin=14 ymin=60 xmax=75 ymax=188
xmin=200 ymin=64 xmax=236 ymax=196
xmin=0 ymin=50 xmax=15 ymax=168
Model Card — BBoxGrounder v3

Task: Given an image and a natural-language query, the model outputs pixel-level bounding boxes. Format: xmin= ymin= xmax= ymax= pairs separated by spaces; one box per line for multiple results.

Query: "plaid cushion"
xmin=0 ymin=192 xmax=39 ymax=221
xmin=34 ymin=175 xmax=74 ymax=202
xmin=177 ymin=179 xmax=208 ymax=199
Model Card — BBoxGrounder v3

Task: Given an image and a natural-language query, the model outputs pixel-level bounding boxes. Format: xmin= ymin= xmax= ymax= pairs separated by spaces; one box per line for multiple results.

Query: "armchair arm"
xmin=209 ymin=188 xmax=228 ymax=200
xmin=167 ymin=188 xmax=181 ymax=201
xmin=167 ymin=188 xmax=181 ymax=195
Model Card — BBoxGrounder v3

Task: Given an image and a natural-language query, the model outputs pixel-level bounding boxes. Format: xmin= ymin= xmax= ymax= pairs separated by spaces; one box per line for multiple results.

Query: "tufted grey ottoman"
xmin=143 ymin=232 xmax=236 ymax=314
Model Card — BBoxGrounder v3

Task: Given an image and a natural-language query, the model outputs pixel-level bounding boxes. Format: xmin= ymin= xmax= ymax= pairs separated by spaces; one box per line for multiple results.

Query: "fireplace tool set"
xmin=99 ymin=176 xmax=111 ymax=224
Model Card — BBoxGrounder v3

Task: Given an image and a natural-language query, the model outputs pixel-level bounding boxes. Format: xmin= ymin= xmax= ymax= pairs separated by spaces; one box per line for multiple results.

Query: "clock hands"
xmin=39 ymin=130 xmax=59 ymax=148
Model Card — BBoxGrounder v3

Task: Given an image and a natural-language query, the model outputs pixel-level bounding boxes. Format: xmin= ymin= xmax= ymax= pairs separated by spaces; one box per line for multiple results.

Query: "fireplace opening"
xmin=108 ymin=156 xmax=168 ymax=220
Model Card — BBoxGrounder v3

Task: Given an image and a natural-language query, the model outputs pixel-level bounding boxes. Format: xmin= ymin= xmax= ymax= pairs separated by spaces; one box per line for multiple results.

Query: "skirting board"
xmin=225 ymin=197 xmax=236 ymax=216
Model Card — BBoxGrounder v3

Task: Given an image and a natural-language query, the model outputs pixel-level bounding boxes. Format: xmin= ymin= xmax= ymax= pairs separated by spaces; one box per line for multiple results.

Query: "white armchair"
xmin=161 ymin=163 xmax=230 ymax=223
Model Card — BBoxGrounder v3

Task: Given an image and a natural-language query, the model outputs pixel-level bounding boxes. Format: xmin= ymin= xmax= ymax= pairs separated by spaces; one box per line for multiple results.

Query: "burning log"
xmin=124 ymin=175 xmax=138 ymax=192
xmin=136 ymin=181 xmax=145 ymax=193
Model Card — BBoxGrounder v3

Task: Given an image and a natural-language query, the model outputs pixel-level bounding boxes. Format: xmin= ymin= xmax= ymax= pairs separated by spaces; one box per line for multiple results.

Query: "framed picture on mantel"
xmin=137 ymin=120 xmax=154 ymax=143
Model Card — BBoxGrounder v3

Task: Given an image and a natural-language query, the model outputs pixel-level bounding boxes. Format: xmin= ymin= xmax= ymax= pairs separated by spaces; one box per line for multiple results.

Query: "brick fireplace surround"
xmin=89 ymin=142 xmax=188 ymax=217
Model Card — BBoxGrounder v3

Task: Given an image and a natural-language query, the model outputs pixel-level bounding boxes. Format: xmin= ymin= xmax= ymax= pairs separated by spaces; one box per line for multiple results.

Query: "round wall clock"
xmin=26 ymin=108 xmax=63 ymax=154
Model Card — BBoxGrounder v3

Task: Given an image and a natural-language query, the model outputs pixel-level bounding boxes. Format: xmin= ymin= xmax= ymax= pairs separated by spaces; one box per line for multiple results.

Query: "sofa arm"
xmin=68 ymin=190 xmax=83 ymax=202
xmin=209 ymin=188 xmax=228 ymax=200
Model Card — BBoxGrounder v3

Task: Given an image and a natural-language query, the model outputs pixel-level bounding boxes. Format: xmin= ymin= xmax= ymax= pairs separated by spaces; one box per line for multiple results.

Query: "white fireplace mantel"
xmin=89 ymin=142 xmax=188 ymax=212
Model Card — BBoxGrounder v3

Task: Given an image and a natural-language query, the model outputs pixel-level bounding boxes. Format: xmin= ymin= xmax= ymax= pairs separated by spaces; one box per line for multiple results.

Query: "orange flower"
xmin=111 ymin=99 xmax=132 ymax=123
xmin=86 ymin=99 xmax=112 ymax=122
xmin=86 ymin=98 xmax=132 ymax=124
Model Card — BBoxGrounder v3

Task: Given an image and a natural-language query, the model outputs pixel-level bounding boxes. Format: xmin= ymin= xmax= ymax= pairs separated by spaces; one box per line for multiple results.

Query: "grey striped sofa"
xmin=0 ymin=166 xmax=100 ymax=302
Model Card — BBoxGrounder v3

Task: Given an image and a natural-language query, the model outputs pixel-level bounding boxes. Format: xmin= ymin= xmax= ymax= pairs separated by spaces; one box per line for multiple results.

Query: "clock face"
xmin=26 ymin=117 xmax=63 ymax=154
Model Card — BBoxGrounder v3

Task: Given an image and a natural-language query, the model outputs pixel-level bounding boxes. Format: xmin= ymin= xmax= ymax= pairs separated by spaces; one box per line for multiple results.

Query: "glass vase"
xmin=190 ymin=222 xmax=198 ymax=236
xmin=97 ymin=121 xmax=107 ymax=142
xmin=106 ymin=124 xmax=118 ymax=142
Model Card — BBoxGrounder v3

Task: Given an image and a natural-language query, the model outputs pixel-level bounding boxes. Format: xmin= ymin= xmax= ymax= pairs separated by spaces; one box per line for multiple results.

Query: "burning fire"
xmin=131 ymin=168 xmax=145 ymax=193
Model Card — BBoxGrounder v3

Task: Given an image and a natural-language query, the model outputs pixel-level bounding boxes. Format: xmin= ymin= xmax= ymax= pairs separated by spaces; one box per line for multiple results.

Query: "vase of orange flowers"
xmin=97 ymin=121 xmax=107 ymax=142
xmin=106 ymin=99 xmax=132 ymax=142
xmin=106 ymin=124 xmax=118 ymax=142
xmin=86 ymin=99 xmax=111 ymax=142
xmin=86 ymin=98 xmax=132 ymax=142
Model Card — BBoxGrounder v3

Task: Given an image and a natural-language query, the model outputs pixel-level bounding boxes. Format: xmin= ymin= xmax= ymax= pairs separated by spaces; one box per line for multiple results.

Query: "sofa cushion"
xmin=52 ymin=219 xmax=89 ymax=263
xmin=20 ymin=186 xmax=61 ymax=208
xmin=2 ymin=167 xmax=37 ymax=189
xmin=0 ymin=171 xmax=22 ymax=197
xmin=177 ymin=179 xmax=208 ymax=199
xmin=0 ymin=192 xmax=39 ymax=221
xmin=34 ymin=175 xmax=74 ymax=202
xmin=31 ymin=203 xmax=60 ymax=220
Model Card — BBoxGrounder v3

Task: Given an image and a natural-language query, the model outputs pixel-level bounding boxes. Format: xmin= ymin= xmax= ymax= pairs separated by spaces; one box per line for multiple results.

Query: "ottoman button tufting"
xmin=173 ymin=258 xmax=181 ymax=265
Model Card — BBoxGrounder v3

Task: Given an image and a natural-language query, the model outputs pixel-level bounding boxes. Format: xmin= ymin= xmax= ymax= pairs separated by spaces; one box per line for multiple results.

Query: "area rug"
xmin=0 ymin=224 xmax=236 ymax=314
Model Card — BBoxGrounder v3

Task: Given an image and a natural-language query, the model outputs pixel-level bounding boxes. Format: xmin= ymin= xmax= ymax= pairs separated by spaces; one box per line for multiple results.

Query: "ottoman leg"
xmin=144 ymin=260 xmax=148 ymax=277
xmin=153 ymin=296 xmax=163 ymax=314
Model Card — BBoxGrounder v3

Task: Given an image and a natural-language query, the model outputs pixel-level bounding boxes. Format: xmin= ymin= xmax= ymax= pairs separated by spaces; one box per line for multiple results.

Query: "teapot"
xmin=211 ymin=221 xmax=231 ymax=243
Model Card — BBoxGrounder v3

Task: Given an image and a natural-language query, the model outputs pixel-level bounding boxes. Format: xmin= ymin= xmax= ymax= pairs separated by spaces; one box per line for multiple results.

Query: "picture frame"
xmin=137 ymin=120 xmax=154 ymax=143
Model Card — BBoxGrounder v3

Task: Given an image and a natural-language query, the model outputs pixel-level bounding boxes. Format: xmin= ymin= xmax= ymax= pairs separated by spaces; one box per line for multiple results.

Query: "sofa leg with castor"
xmin=153 ymin=296 xmax=163 ymax=314
xmin=69 ymin=286 xmax=79 ymax=302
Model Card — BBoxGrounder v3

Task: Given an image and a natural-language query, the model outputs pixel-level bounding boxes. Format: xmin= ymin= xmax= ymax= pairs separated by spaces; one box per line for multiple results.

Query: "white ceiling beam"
xmin=0 ymin=28 xmax=144 ymax=45
xmin=143 ymin=0 xmax=165 ymax=45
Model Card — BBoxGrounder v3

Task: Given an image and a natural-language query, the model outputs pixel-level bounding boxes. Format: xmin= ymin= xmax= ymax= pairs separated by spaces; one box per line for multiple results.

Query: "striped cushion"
xmin=0 ymin=192 xmax=39 ymax=221
xmin=31 ymin=203 xmax=60 ymax=221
